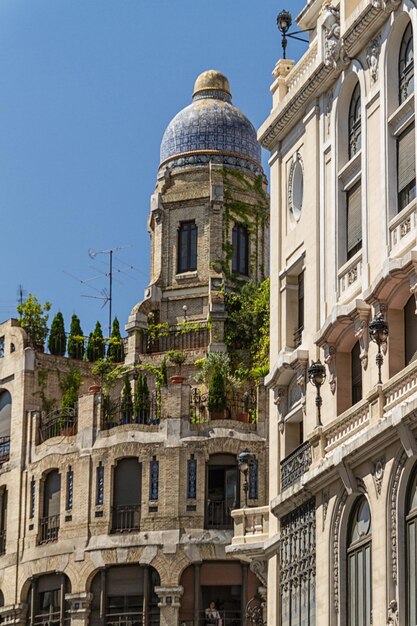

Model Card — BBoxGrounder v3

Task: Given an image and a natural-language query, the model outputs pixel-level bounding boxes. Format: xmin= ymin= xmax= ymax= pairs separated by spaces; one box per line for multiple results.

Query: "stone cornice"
xmin=259 ymin=1 xmax=398 ymax=151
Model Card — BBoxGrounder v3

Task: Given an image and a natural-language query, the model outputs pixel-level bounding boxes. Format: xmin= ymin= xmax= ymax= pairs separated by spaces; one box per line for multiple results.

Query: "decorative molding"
xmin=390 ymin=451 xmax=407 ymax=585
xmin=366 ymin=36 xmax=381 ymax=82
xmin=322 ymin=5 xmax=349 ymax=70
xmin=333 ymin=490 xmax=348 ymax=613
xmin=410 ymin=277 xmax=417 ymax=315
xmin=354 ymin=315 xmax=370 ymax=370
xmin=372 ymin=457 xmax=385 ymax=496
xmin=250 ymin=560 xmax=268 ymax=588
xmin=322 ymin=490 xmax=330 ymax=531
xmin=324 ymin=344 xmax=336 ymax=394
xmin=386 ymin=599 xmax=399 ymax=626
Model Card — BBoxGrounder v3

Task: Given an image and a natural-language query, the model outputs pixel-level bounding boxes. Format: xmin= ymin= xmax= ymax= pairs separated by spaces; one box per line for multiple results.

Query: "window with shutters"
xmin=349 ymin=83 xmax=361 ymax=159
xmin=399 ymin=22 xmax=414 ymax=105
xmin=232 ymin=223 xmax=249 ymax=275
xmin=397 ymin=123 xmax=416 ymax=212
xmin=347 ymin=497 xmax=372 ymax=626
xmin=177 ymin=221 xmax=197 ymax=273
xmin=346 ymin=182 xmax=362 ymax=260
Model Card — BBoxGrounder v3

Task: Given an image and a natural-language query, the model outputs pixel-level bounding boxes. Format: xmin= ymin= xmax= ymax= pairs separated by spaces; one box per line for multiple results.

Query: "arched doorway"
xmin=179 ymin=561 xmax=259 ymax=625
xmin=90 ymin=565 xmax=160 ymax=626
xmin=26 ymin=573 xmax=71 ymax=626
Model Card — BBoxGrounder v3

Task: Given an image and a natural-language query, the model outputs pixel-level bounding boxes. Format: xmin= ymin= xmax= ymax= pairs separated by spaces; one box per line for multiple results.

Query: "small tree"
xmin=17 ymin=294 xmax=51 ymax=350
xmin=60 ymin=366 xmax=82 ymax=410
xmin=120 ymin=375 xmax=133 ymax=423
xmin=48 ymin=312 xmax=66 ymax=356
xmin=167 ymin=350 xmax=186 ymax=375
xmin=67 ymin=314 xmax=85 ymax=360
xmin=86 ymin=321 xmax=105 ymax=362
xmin=134 ymin=373 xmax=150 ymax=423
xmin=208 ymin=364 xmax=227 ymax=414
xmin=107 ymin=317 xmax=124 ymax=363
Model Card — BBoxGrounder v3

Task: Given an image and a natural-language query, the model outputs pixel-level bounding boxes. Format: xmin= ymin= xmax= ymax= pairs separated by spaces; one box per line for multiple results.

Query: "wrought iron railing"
xmin=0 ymin=529 xmax=6 ymax=555
xmin=38 ymin=514 xmax=60 ymax=544
xmin=136 ymin=324 xmax=210 ymax=354
xmin=102 ymin=393 xmax=160 ymax=430
xmin=280 ymin=441 xmax=312 ymax=490
xmin=105 ymin=610 xmax=159 ymax=626
xmin=293 ymin=326 xmax=303 ymax=348
xmin=111 ymin=505 xmax=141 ymax=533
xmin=32 ymin=611 xmax=71 ymax=626
xmin=189 ymin=387 xmax=257 ymax=424
xmin=180 ymin=609 xmax=243 ymax=625
xmin=39 ymin=408 xmax=77 ymax=442
xmin=0 ymin=436 xmax=10 ymax=464
xmin=206 ymin=500 xmax=235 ymax=530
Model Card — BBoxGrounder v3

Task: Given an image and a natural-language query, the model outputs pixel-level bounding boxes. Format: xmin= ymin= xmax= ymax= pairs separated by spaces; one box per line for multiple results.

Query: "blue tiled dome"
xmin=159 ymin=70 xmax=262 ymax=174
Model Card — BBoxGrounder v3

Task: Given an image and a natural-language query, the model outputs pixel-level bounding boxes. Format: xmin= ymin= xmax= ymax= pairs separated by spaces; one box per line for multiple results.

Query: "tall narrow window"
xmin=0 ymin=490 xmax=7 ymax=555
xmin=346 ymin=182 xmax=362 ymax=259
xmin=347 ymin=497 xmax=372 ymax=626
xmin=177 ymin=221 xmax=197 ymax=273
xmin=40 ymin=470 xmax=61 ymax=544
xmin=248 ymin=459 xmax=258 ymax=500
xmin=349 ymin=83 xmax=361 ymax=159
xmin=232 ymin=224 xmax=249 ymax=275
xmin=149 ymin=457 xmax=159 ymax=501
xmin=406 ymin=467 xmax=417 ymax=625
xmin=112 ymin=458 xmax=141 ymax=532
xmin=405 ymin=295 xmax=417 ymax=364
xmin=96 ymin=463 xmax=104 ymax=506
xmin=399 ymin=23 xmax=414 ymax=104
xmin=66 ymin=467 xmax=73 ymax=511
xmin=397 ymin=123 xmax=416 ymax=212
xmin=30 ymin=477 xmax=35 ymax=519
xmin=294 ymin=271 xmax=304 ymax=348
xmin=351 ymin=341 xmax=362 ymax=404
xmin=187 ymin=455 xmax=197 ymax=499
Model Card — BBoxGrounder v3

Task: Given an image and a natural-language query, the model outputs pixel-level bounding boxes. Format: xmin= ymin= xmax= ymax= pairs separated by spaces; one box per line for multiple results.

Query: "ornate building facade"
xmin=229 ymin=1 xmax=417 ymax=625
xmin=0 ymin=71 xmax=269 ymax=626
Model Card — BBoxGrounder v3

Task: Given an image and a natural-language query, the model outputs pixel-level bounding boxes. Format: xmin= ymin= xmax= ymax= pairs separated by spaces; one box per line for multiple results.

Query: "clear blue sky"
xmin=0 ymin=0 xmax=306 ymax=337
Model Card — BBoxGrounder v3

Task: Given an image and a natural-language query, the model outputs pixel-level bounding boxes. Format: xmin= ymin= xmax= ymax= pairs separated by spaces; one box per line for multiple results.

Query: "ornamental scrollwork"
xmin=366 ymin=36 xmax=381 ymax=82
xmin=322 ymin=5 xmax=349 ymax=69
xmin=324 ymin=344 xmax=336 ymax=394
xmin=387 ymin=599 xmax=399 ymax=626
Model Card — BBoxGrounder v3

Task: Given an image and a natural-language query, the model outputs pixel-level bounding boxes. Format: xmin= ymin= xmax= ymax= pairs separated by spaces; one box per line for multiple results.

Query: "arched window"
xmin=348 ymin=83 xmax=361 ymax=159
xmin=40 ymin=470 xmax=61 ymax=544
xmin=112 ymin=458 xmax=141 ymax=532
xmin=406 ymin=467 xmax=417 ymax=625
xmin=347 ymin=497 xmax=372 ymax=626
xmin=351 ymin=341 xmax=362 ymax=404
xmin=404 ymin=295 xmax=417 ymax=365
xmin=232 ymin=224 xmax=249 ymax=276
xmin=0 ymin=391 xmax=11 ymax=464
xmin=177 ymin=221 xmax=197 ymax=273
xmin=399 ymin=23 xmax=414 ymax=104
xmin=27 ymin=573 xmax=71 ymax=626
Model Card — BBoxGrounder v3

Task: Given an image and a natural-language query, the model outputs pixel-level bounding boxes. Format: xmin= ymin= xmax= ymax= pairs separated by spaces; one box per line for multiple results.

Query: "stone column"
xmin=154 ymin=586 xmax=183 ymax=626
xmin=241 ymin=562 xmax=249 ymax=621
xmin=99 ymin=568 xmax=107 ymax=622
xmin=29 ymin=578 xmax=38 ymax=626
xmin=66 ymin=593 xmax=93 ymax=626
xmin=143 ymin=565 xmax=149 ymax=626
xmin=193 ymin=562 xmax=201 ymax=625
xmin=0 ymin=604 xmax=27 ymax=626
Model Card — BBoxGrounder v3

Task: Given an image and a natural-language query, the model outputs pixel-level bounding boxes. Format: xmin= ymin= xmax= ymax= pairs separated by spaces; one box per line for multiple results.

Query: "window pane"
xmin=346 ymin=182 xmax=362 ymax=258
xmin=397 ymin=123 xmax=416 ymax=211
xmin=365 ymin=545 xmax=371 ymax=626
xmin=408 ymin=520 xmax=416 ymax=625
xmin=357 ymin=550 xmax=364 ymax=626
xmin=349 ymin=554 xmax=356 ymax=626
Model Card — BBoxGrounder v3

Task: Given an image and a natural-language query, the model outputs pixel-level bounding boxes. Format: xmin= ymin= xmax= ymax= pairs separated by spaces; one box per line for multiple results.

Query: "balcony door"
xmin=206 ymin=455 xmax=239 ymax=529
xmin=112 ymin=458 xmax=141 ymax=532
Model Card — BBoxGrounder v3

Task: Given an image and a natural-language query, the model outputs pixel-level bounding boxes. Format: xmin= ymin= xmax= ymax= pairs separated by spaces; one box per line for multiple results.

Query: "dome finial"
xmin=193 ymin=70 xmax=231 ymax=100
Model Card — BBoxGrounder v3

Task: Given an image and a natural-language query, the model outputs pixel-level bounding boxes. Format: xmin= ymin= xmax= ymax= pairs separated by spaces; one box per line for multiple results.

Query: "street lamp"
xmin=307 ymin=360 xmax=326 ymax=427
xmin=277 ymin=10 xmax=312 ymax=59
xmin=238 ymin=450 xmax=256 ymax=508
xmin=277 ymin=10 xmax=292 ymax=59
xmin=369 ymin=314 xmax=389 ymax=385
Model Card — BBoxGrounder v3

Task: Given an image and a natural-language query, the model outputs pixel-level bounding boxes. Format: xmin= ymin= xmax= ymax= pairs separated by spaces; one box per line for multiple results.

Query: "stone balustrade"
xmin=389 ymin=199 xmax=417 ymax=253
xmin=230 ymin=505 xmax=269 ymax=547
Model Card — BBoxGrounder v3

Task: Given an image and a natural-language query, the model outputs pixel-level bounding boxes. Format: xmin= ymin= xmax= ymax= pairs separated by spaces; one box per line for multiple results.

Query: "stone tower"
xmin=126 ymin=70 xmax=268 ymax=361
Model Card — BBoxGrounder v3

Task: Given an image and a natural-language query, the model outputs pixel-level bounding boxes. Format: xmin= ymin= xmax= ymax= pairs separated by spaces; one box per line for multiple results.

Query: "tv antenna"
xmin=88 ymin=245 xmax=131 ymax=336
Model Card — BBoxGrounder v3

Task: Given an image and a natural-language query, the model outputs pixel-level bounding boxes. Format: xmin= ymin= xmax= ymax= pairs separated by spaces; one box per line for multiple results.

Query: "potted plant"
xmin=167 ymin=350 xmax=187 ymax=384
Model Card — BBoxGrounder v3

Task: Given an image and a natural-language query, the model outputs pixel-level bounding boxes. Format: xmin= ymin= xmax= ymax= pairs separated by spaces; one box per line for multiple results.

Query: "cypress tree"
xmin=120 ymin=375 xmax=133 ymax=423
xmin=208 ymin=364 xmax=227 ymax=413
xmin=67 ymin=315 xmax=85 ymax=360
xmin=48 ymin=312 xmax=66 ymax=356
xmin=107 ymin=317 xmax=124 ymax=363
xmin=86 ymin=321 xmax=105 ymax=362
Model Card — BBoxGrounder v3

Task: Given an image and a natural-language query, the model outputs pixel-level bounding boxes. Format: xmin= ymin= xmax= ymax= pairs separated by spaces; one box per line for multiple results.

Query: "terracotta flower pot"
xmin=88 ymin=384 xmax=101 ymax=393
xmin=169 ymin=375 xmax=186 ymax=385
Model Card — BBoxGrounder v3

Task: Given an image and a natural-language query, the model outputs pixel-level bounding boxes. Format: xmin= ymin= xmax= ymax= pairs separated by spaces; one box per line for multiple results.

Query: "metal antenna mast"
xmin=88 ymin=245 xmax=130 ymax=336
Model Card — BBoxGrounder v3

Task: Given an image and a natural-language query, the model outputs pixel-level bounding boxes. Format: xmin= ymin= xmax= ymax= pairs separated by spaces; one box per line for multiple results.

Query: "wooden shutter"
xmin=346 ymin=182 xmax=362 ymax=256
xmin=398 ymin=123 xmax=416 ymax=192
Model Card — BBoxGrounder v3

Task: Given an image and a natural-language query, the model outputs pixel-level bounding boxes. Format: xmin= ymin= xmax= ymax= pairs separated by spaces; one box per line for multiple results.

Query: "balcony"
xmin=0 ymin=436 xmax=10 ymax=464
xmin=38 ymin=514 xmax=60 ymax=544
xmin=230 ymin=505 xmax=269 ymax=548
xmin=189 ymin=387 xmax=258 ymax=430
xmin=111 ymin=505 xmax=141 ymax=533
xmin=280 ymin=441 xmax=312 ymax=490
xmin=101 ymin=395 xmax=160 ymax=430
xmin=39 ymin=408 xmax=77 ymax=442
xmin=105 ymin=611 xmax=159 ymax=626
xmin=389 ymin=199 xmax=417 ymax=256
xmin=206 ymin=500 xmax=234 ymax=530
xmin=136 ymin=324 xmax=209 ymax=354
xmin=180 ymin=610 xmax=243 ymax=625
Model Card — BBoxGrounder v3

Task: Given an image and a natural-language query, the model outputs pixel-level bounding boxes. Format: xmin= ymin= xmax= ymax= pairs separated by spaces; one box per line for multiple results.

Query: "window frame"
xmin=232 ymin=223 xmax=249 ymax=276
xmin=177 ymin=220 xmax=197 ymax=274
xmin=399 ymin=22 xmax=414 ymax=105
xmin=348 ymin=83 xmax=361 ymax=160
xmin=347 ymin=497 xmax=372 ymax=626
